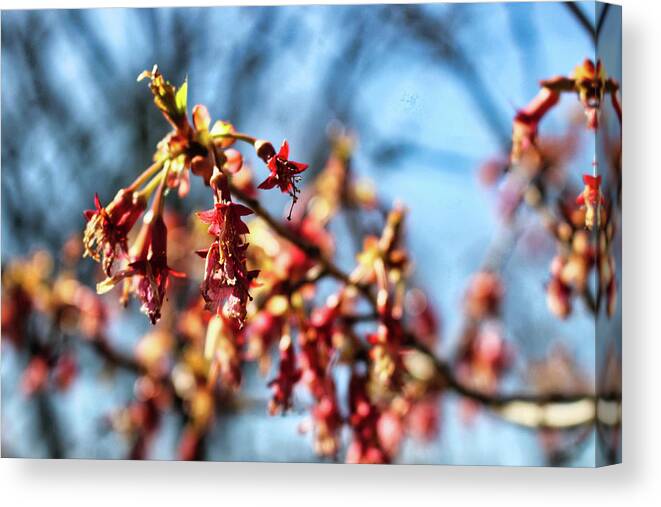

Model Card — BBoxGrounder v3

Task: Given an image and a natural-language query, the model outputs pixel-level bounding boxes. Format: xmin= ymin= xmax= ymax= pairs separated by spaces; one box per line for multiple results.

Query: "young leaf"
xmin=175 ymin=79 xmax=188 ymax=116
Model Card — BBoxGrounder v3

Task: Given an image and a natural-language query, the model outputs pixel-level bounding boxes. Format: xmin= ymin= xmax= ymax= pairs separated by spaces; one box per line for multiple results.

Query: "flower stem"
xmin=136 ymin=168 xmax=167 ymax=202
xmin=151 ymin=162 xmax=172 ymax=217
xmin=211 ymin=131 xmax=257 ymax=146
xmin=128 ymin=159 xmax=166 ymax=192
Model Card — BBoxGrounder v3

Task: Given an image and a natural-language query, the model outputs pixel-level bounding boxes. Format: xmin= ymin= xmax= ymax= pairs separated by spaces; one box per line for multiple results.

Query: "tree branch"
xmin=229 ymin=180 xmax=610 ymax=430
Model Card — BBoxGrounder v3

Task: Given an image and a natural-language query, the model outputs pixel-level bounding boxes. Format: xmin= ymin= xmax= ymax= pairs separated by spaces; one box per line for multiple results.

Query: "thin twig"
xmin=565 ymin=2 xmax=596 ymax=43
xmin=228 ymin=179 xmax=606 ymax=429
xmin=230 ymin=183 xmax=375 ymax=302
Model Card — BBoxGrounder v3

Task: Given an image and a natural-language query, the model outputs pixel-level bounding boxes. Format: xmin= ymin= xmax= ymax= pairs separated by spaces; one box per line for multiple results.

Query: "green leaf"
xmin=175 ymin=79 xmax=188 ymax=116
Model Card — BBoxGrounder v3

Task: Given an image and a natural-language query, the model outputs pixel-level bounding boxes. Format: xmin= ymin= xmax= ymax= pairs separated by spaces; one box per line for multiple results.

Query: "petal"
xmin=196 ymin=208 xmax=218 ymax=224
xmin=258 ymin=176 xmax=278 ymax=190
xmin=278 ymin=140 xmax=290 ymax=159
xmin=582 ymin=174 xmax=597 ymax=186
xmin=233 ymin=219 xmax=250 ymax=236
xmin=290 ymin=161 xmax=308 ymax=174
xmin=231 ymin=203 xmax=254 ymax=216
xmin=178 ymin=168 xmax=191 ymax=198
xmin=224 ymin=149 xmax=243 ymax=174
xmin=267 ymin=157 xmax=279 ymax=174
xmin=192 ymin=104 xmax=211 ymax=132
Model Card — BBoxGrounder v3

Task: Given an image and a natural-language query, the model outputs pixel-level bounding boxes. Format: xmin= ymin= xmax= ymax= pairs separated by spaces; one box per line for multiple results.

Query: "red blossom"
xmin=275 ymin=217 xmax=334 ymax=281
xmin=457 ymin=323 xmax=511 ymax=396
xmin=576 ymin=174 xmax=605 ymax=230
xmin=268 ymin=334 xmax=301 ymax=415
xmin=377 ymin=409 xmax=405 ymax=457
xmin=1 ymin=284 xmax=33 ymax=347
xmin=546 ymin=276 xmax=572 ymax=319
xmin=310 ymin=394 xmax=343 ymax=458
xmin=294 ymin=302 xmax=344 ymax=457
xmin=197 ymin=200 xmax=258 ymax=327
xmin=21 ymin=356 xmax=49 ymax=396
xmin=245 ymin=311 xmax=283 ymax=372
xmin=132 ymin=216 xmax=184 ymax=324
xmin=205 ymin=314 xmax=243 ymax=389
xmin=53 ymin=353 xmax=77 ymax=391
xmin=511 ymin=88 xmax=560 ymax=164
xmin=572 ymin=59 xmax=606 ymax=129
xmin=576 ymin=174 xmax=604 ymax=206
xmin=256 ymin=140 xmax=308 ymax=218
xmin=346 ymin=372 xmax=390 ymax=464
xmin=407 ymin=398 xmax=440 ymax=442
xmin=299 ymin=301 xmax=340 ymax=397
xmin=367 ymin=310 xmax=405 ymax=390
xmin=97 ymin=214 xmax=183 ymax=325
xmin=83 ymin=190 xmax=146 ymax=276
xmin=464 ymin=271 xmax=504 ymax=320
xmin=178 ymin=426 xmax=204 ymax=461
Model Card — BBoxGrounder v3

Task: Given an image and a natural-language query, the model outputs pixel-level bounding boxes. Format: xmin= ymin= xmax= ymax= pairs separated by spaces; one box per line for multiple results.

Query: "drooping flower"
xmin=346 ymin=372 xmax=390 ymax=464
xmin=268 ymin=333 xmax=301 ymax=415
xmin=510 ymin=59 xmax=619 ymax=165
xmin=296 ymin=303 xmax=343 ymax=458
xmin=367 ymin=312 xmax=404 ymax=393
xmin=21 ymin=356 xmax=49 ymax=396
xmin=456 ymin=323 xmax=511 ymax=397
xmin=377 ymin=409 xmax=405 ymax=458
xmin=406 ymin=398 xmax=440 ymax=442
xmin=464 ymin=271 xmax=504 ymax=320
xmin=546 ymin=275 xmax=572 ymax=319
xmin=576 ymin=174 xmax=605 ymax=230
xmin=299 ymin=300 xmax=341 ymax=398
xmin=53 ymin=352 xmax=78 ymax=391
xmin=245 ymin=310 xmax=283 ymax=374
xmin=97 ymin=213 xmax=183 ymax=324
xmin=205 ymin=314 xmax=242 ymax=389
xmin=310 ymin=394 xmax=343 ymax=459
xmin=197 ymin=200 xmax=258 ymax=327
xmin=132 ymin=216 xmax=183 ymax=324
xmin=545 ymin=227 xmax=597 ymax=319
xmin=511 ymin=88 xmax=560 ymax=164
xmin=572 ymin=59 xmax=606 ymax=129
xmin=83 ymin=190 xmax=146 ymax=276
xmin=255 ymin=139 xmax=308 ymax=218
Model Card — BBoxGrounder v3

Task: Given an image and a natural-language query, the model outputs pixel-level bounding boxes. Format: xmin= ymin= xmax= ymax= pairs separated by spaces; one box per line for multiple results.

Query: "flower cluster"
xmin=510 ymin=59 xmax=621 ymax=166
xmin=1 ymin=57 xmax=621 ymax=464
xmin=82 ymin=66 xmax=309 ymax=326
xmin=456 ymin=272 xmax=511 ymax=406
xmin=576 ymin=174 xmax=605 ymax=231
xmin=507 ymin=59 xmax=620 ymax=320
xmin=1 ymin=245 xmax=108 ymax=399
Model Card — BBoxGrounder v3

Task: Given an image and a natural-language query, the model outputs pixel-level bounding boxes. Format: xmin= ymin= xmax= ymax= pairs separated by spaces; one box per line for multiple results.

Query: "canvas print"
xmin=0 ymin=2 xmax=621 ymax=466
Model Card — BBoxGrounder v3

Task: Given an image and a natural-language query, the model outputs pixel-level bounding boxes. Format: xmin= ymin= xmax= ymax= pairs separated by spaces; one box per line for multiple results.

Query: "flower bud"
xmin=254 ymin=139 xmax=276 ymax=162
